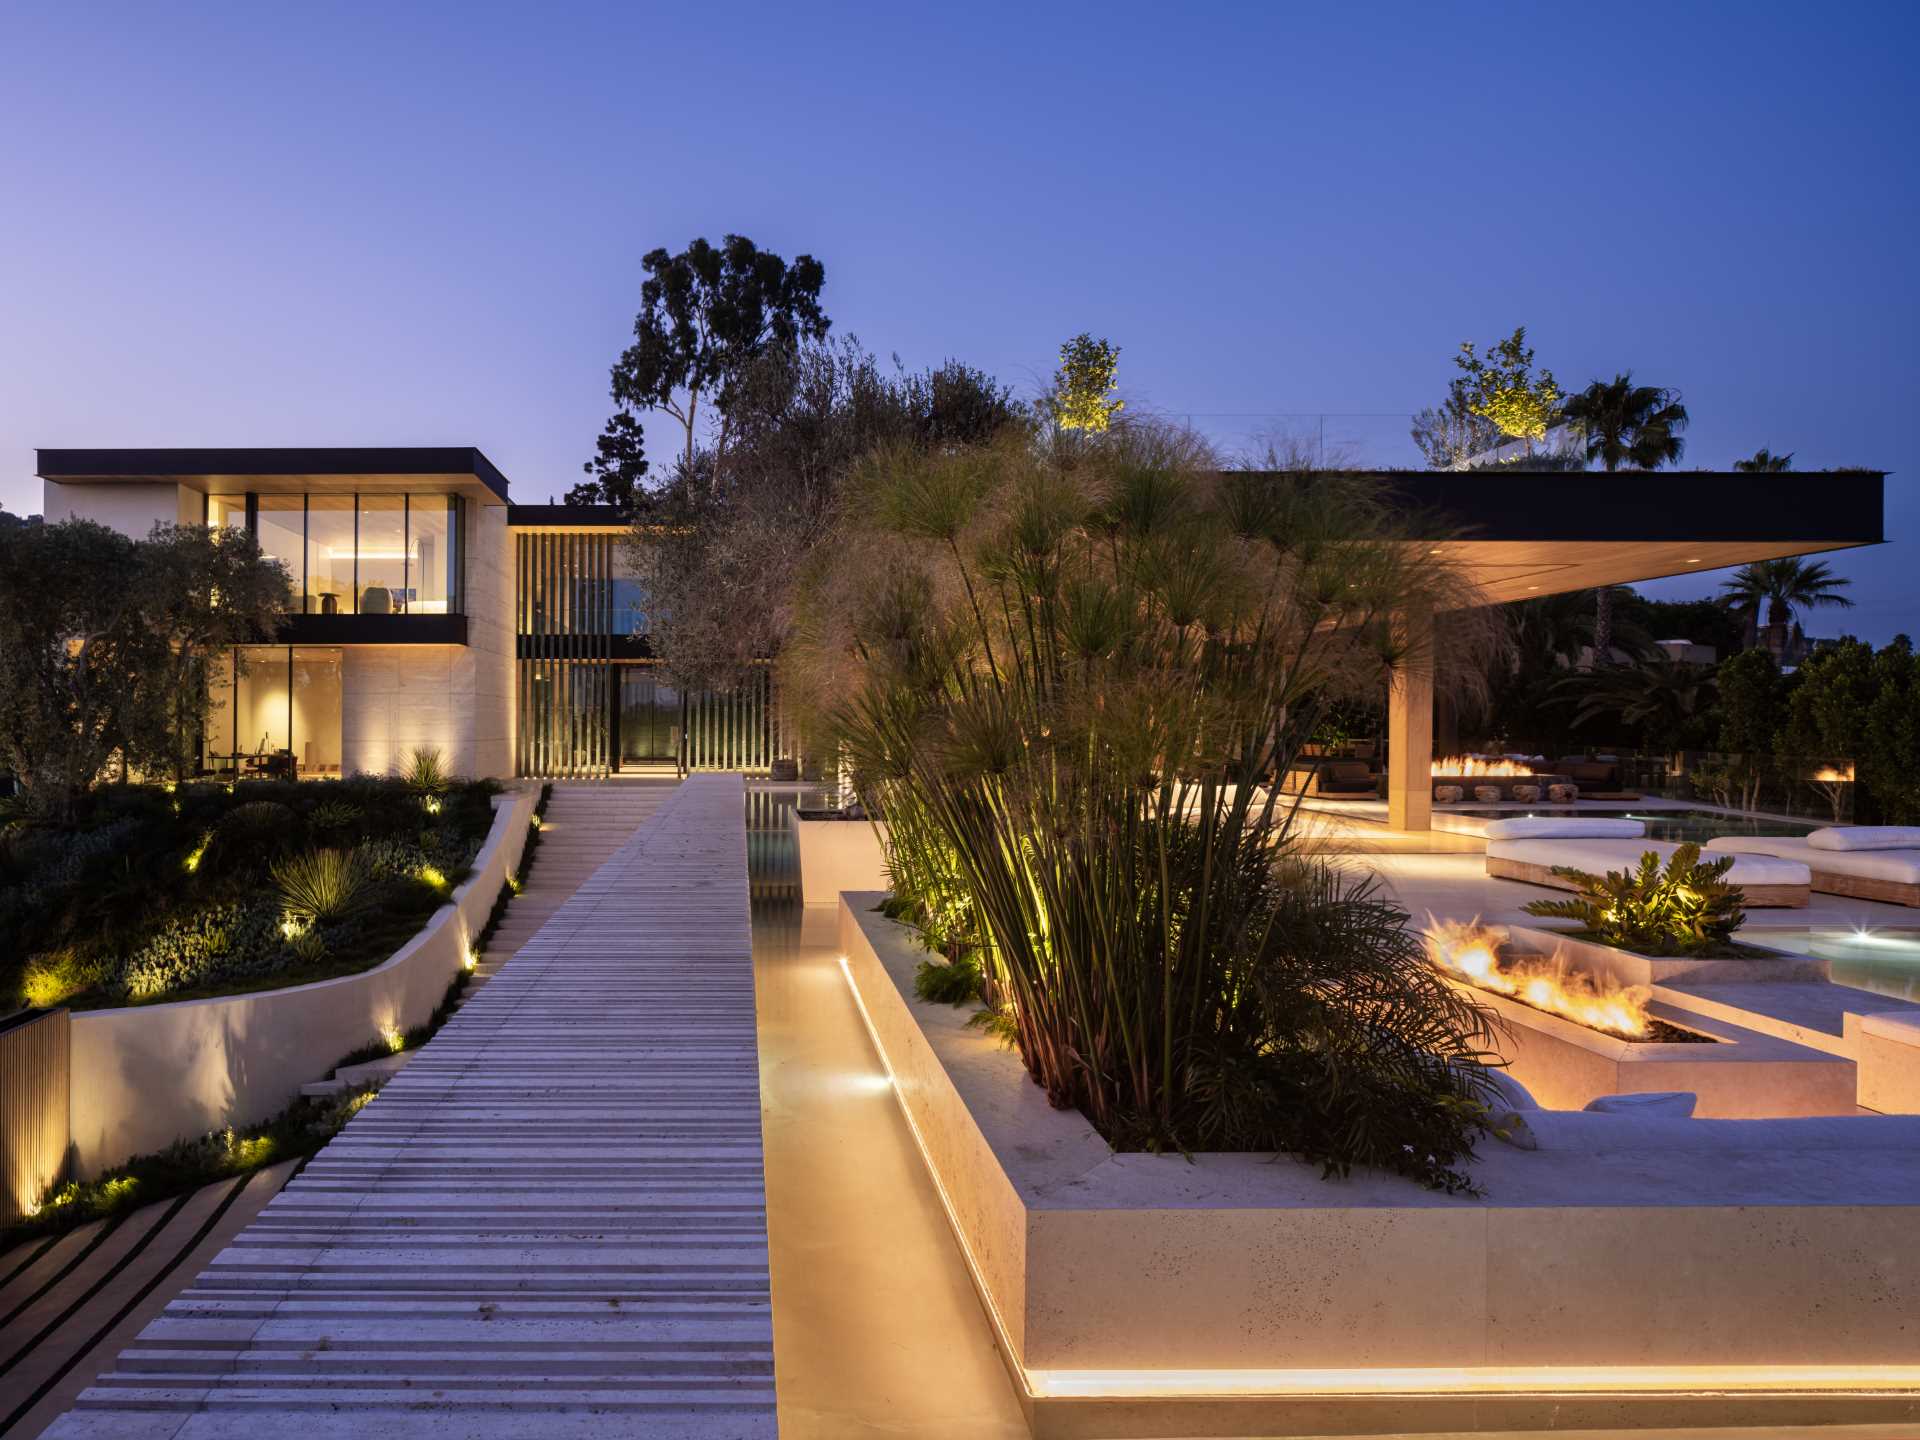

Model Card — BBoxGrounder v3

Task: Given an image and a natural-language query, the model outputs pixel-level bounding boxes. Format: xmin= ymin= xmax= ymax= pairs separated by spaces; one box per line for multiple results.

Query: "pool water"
xmin=1448 ymin=807 xmax=1816 ymax=844
xmin=1745 ymin=926 xmax=1920 ymax=1005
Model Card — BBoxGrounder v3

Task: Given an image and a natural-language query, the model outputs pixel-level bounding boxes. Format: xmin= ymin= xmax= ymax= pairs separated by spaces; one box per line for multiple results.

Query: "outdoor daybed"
xmin=1707 ymin=826 xmax=1920 ymax=907
xmin=1483 ymin=816 xmax=1811 ymax=907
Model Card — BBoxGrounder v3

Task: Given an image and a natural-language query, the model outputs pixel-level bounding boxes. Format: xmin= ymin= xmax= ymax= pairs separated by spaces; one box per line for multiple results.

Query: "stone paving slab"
xmin=41 ymin=773 xmax=774 ymax=1438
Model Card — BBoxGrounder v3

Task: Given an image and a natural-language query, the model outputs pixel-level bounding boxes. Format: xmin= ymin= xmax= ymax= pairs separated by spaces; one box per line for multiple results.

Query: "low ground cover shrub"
xmin=1524 ymin=842 xmax=1751 ymax=956
xmin=0 ymin=759 xmax=502 ymax=1011
xmin=0 ymin=1082 xmax=379 ymax=1252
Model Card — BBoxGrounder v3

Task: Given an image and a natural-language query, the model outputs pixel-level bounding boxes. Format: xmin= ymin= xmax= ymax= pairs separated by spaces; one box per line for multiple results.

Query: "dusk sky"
xmin=3 ymin=3 xmax=1914 ymax=639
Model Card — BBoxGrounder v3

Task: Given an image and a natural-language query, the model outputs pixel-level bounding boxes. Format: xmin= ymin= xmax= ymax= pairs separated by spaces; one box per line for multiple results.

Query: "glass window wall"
xmin=292 ymin=648 xmax=344 ymax=775
xmin=408 ymin=495 xmax=455 ymax=613
xmin=208 ymin=495 xmax=247 ymax=533
xmin=306 ymin=497 xmax=355 ymax=614
xmin=206 ymin=490 xmax=463 ymax=616
xmin=203 ymin=646 xmax=344 ymax=779
xmin=355 ymin=496 xmax=405 ymax=614
xmin=256 ymin=495 xmax=305 ymax=605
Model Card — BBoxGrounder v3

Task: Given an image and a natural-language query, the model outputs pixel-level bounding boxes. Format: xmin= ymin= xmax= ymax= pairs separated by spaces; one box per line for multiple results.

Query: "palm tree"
xmin=1558 ymin=655 xmax=1718 ymax=756
xmin=1720 ymin=558 xmax=1854 ymax=647
xmin=1561 ymin=373 xmax=1690 ymax=658
xmin=1734 ymin=447 xmax=1794 ymax=472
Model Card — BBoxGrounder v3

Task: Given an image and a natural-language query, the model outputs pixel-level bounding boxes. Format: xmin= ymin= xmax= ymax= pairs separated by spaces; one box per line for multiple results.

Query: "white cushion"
xmin=1807 ymin=826 xmax=1920 ymax=852
xmin=1480 ymin=817 xmax=1645 ymax=841
xmin=1487 ymin=836 xmax=1810 ymax=886
xmin=1584 ymin=1091 xmax=1697 ymax=1117
xmin=1479 ymin=1068 xmax=1539 ymax=1112
xmin=1707 ymin=837 xmax=1920 ymax=885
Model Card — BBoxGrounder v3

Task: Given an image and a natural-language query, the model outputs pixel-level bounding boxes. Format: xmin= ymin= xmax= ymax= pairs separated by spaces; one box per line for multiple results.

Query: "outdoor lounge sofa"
xmin=1283 ymin=758 xmax=1379 ymax=796
xmin=1483 ymin=816 xmax=1811 ymax=907
xmin=1707 ymin=826 xmax=1920 ymax=907
xmin=1554 ymin=755 xmax=1640 ymax=799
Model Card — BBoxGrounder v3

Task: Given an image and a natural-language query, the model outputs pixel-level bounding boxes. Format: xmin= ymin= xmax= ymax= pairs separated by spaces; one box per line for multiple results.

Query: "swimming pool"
xmin=1745 ymin=926 xmax=1920 ymax=1005
xmin=1446 ymin=807 xmax=1816 ymax=844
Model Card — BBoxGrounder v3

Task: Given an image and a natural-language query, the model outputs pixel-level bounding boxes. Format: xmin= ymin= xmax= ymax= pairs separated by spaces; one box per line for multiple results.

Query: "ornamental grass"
xmin=787 ymin=426 xmax=1506 ymax=1190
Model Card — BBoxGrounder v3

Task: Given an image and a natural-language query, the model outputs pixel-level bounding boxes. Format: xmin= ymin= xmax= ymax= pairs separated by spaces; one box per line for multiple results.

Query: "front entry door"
xmin=618 ymin=668 xmax=680 ymax=767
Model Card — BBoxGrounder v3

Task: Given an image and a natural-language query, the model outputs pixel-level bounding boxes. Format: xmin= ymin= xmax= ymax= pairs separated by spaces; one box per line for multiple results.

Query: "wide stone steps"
xmin=42 ymin=773 xmax=773 ymax=1438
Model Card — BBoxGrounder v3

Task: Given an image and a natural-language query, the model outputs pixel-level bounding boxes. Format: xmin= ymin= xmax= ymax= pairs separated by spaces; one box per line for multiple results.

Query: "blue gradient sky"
xmin=3 ymin=3 xmax=1914 ymax=638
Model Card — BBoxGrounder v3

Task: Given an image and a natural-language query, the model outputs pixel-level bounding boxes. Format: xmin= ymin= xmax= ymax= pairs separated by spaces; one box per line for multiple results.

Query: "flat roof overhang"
xmin=1361 ymin=468 xmax=1886 ymax=605
xmin=506 ymin=503 xmax=628 ymax=531
xmin=36 ymin=447 xmax=512 ymax=505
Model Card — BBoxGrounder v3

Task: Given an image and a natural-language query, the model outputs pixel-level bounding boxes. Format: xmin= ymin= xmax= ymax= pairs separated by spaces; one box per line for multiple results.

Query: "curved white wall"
xmin=68 ymin=786 xmax=537 ymax=1177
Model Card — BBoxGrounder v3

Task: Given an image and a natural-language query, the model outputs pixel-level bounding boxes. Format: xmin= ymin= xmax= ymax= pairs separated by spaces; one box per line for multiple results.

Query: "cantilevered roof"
xmin=1367 ymin=468 xmax=1885 ymax=605
xmin=36 ymin=447 xmax=513 ymax=504
xmin=506 ymin=503 xmax=627 ymax=530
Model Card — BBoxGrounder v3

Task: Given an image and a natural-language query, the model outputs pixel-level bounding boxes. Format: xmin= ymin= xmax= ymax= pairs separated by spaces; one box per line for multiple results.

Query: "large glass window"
xmin=233 ymin=645 xmax=291 ymax=771
xmin=209 ymin=490 xmax=463 ymax=616
xmin=408 ymin=495 xmax=454 ymax=613
xmin=355 ymin=496 xmax=405 ymax=614
xmin=292 ymin=648 xmax=344 ymax=775
xmin=202 ymin=646 xmax=343 ymax=778
xmin=307 ymin=497 xmax=355 ymax=614
xmin=256 ymin=495 xmax=305 ymax=606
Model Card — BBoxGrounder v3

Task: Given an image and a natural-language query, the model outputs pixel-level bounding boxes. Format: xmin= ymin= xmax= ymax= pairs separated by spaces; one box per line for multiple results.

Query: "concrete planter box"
xmin=791 ymin=810 xmax=889 ymax=903
xmin=838 ymin=891 xmax=1920 ymax=1437
xmin=67 ymin=786 xmax=537 ymax=1177
xmin=1505 ymin=922 xmax=1830 ymax=985
xmin=1458 ymin=982 xmax=1856 ymax=1117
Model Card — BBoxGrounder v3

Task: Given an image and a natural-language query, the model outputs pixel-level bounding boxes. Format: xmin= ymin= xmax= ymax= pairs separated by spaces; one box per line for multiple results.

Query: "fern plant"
xmin=272 ymin=848 xmax=373 ymax=927
xmin=1523 ymin=842 xmax=1747 ymax=955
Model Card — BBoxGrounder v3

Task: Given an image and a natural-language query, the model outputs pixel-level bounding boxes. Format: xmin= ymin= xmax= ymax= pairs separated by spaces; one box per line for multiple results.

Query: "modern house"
xmin=37 ymin=449 xmax=1884 ymax=802
xmin=36 ymin=448 xmax=787 ymax=780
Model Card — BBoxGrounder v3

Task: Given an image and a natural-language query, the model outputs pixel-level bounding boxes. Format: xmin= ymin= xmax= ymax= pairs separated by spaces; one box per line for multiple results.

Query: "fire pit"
xmin=1423 ymin=920 xmax=1857 ymax=1115
xmin=1429 ymin=754 xmax=1571 ymax=801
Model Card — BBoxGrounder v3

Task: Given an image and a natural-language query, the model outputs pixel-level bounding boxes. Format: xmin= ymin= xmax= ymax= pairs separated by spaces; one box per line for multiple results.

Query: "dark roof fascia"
xmin=1234 ymin=469 xmax=1885 ymax=546
xmin=36 ymin=448 xmax=512 ymax=503
xmin=506 ymin=504 xmax=629 ymax=528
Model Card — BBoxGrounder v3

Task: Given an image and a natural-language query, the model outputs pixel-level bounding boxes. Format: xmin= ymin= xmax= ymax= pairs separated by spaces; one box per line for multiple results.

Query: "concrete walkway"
xmin=42 ymin=773 xmax=772 ymax=1438
xmin=471 ymin=779 xmax=679 ymax=990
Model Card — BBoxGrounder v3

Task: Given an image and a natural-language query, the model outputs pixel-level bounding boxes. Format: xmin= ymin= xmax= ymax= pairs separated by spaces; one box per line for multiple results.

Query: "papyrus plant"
xmin=787 ymin=428 xmax=1504 ymax=1189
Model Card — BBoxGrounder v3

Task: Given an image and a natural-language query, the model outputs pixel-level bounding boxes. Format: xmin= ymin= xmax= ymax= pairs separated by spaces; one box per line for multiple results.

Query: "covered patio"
xmin=1363 ymin=468 xmax=1885 ymax=832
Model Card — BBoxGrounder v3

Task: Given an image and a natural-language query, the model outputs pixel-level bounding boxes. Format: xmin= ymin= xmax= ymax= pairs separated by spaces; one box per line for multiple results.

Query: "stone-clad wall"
xmin=460 ymin=500 xmax=515 ymax=778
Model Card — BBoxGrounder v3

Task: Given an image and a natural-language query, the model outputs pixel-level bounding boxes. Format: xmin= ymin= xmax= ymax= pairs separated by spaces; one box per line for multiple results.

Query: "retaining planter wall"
xmin=67 ymin=786 xmax=537 ymax=1177
xmin=792 ymin=812 xmax=889 ymax=904
xmin=1 ymin=1007 xmax=70 ymax=1222
xmin=838 ymin=891 xmax=1920 ymax=1438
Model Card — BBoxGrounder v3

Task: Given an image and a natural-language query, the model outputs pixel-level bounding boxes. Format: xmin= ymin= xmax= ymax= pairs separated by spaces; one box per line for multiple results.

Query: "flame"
xmin=1431 ymin=755 xmax=1541 ymax=777
xmin=1810 ymin=763 xmax=1855 ymax=783
xmin=1423 ymin=918 xmax=1653 ymax=1039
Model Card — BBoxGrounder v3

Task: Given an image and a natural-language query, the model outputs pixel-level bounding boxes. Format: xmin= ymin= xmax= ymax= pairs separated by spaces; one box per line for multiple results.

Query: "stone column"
xmin=1387 ymin=606 xmax=1434 ymax=832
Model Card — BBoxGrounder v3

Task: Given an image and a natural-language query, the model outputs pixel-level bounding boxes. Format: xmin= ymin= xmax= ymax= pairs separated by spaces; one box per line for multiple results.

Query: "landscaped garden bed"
xmin=3 ymin=752 xmax=497 ymax=1012
xmin=14 ymin=772 xmax=540 ymax=1177
xmin=839 ymin=892 xmax=1920 ymax=1437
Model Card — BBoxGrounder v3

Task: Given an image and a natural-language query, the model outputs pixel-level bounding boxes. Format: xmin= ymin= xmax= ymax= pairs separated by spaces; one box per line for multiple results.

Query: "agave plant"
xmin=785 ymin=426 xmax=1504 ymax=1189
xmin=1523 ymin=842 xmax=1746 ymax=956
xmin=271 ymin=848 xmax=373 ymax=927
xmin=404 ymin=747 xmax=450 ymax=796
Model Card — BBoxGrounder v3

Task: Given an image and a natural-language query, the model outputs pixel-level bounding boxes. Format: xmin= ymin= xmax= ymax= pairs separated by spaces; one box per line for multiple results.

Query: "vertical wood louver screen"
xmin=513 ymin=528 xmax=785 ymax=777
xmin=515 ymin=530 xmax=613 ymax=779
